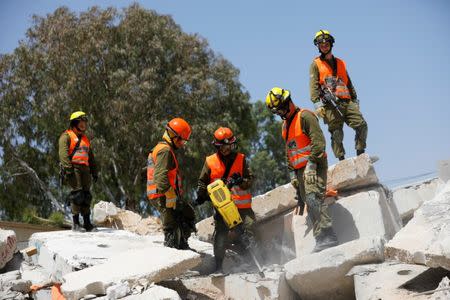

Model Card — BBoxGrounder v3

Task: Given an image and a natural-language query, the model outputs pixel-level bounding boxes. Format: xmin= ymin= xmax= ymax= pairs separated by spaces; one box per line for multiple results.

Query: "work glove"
xmin=175 ymin=198 xmax=184 ymax=212
xmin=303 ymin=161 xmax=318 ymax=185
xmin=92 ymin=173 xmax=98 ymax=183
xmin=290 ymin=171 xmax=299 ymax=189
xmin=227 ymin=173 xmax=243 ymax=189
xmin=315 ymin=107 xmax=326 ymax=118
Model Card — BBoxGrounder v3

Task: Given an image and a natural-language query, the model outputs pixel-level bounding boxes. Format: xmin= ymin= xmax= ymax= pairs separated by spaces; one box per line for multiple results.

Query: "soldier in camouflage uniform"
xmin=266 ymin=87 xmax=338 ymax=252
xmin=310 ymin=30 xmax=368 ymax=160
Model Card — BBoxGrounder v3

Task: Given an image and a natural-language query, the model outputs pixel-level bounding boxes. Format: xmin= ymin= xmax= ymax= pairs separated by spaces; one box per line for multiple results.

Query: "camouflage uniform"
xmin=287 ymin=109 xmax=332 ymax=237
xmin=152 ymin=141 xmax=195 ymax=249
xmin=310 ymin=55 xmax=368 ymax=158
xmin=197 ymin=151 xmax=255 ymax=268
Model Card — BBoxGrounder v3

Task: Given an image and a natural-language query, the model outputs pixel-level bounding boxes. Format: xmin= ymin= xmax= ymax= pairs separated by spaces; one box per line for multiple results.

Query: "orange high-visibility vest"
xmin=66 ymin=130 xmax=90 ymax=166
xmin=282 ymin=109 xmax=314 ymax=170
xmin=146 ymin=143 xmax=181 ymax=208
xmin=206 ymin=153 xmax=252 ymax=209
xmin=314 ymin=56 xmax=351 ymax=99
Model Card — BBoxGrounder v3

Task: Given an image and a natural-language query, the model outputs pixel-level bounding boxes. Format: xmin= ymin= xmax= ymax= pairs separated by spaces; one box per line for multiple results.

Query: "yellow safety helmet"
xmin=313 ymin=29 xmax=335 ymax=46
xmin=265 ymin=87 xmax=291 ymax=110
xmin=69 ymin=111 xmax=87 ymax=121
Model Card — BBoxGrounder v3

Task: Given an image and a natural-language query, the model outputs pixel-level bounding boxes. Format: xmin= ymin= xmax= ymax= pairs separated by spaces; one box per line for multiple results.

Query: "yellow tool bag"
xmin=207 ymin=179 xmax=242 ymax=229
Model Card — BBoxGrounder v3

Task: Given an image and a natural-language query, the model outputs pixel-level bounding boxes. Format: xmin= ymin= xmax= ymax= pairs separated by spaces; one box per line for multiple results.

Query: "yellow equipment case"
xmin=207 ymin=179 xmax=242 ymax=229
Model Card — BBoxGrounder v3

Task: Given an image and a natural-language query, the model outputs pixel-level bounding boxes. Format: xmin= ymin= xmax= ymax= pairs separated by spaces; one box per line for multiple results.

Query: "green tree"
xmin=0 ymin=4 xmax=255 ymax=220
xmin=249 ymin=101 xmax=289 ymax=195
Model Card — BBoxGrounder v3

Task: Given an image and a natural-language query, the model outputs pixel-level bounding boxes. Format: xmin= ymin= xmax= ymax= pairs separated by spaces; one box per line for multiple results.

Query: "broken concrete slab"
xmin=385 ymin=181 xmax=450 ymax=270
xmin=438 ymin=160 xmax=450 ymax=183
xmin=285 ymin=236 xmax=385 ymax=300
xmin=20 ymin=261 xmax=51 ymax=286
xmin=293 ymin=187 xmax=401 ymax=257
xmin=162 ymin=270 xmax=296 ymax=300
xmin=93 ymin=201 xmax=162 ymax=235
xmin=327 ymin=153 xmax=379 ymax=191
xmin=432 ymin=276 xmax=450 ymax=299
xmin=0 ymin=229 xmax=17 ymax=269
xmin=393 ymin=178 xmax=439 ymax=224
xmin=252 ymin=183 xmax=297 ymax=220
xmin=93 ymin=201 xmax=119 ymax=224
xmin=122 ymin=284 xmax=181 ymax=300
xmin=349 ymin=262 xmax=430 ymax=300
xmin=29 ymin=229 xmax=164 ymax=281
xmin=61 ymin=246 xmax=201 ymax=300
xmin=196 ymin=184 xmax=297 ymax=244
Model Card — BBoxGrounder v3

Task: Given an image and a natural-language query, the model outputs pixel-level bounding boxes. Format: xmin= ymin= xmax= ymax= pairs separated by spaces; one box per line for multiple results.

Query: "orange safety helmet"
xmin=166 ymin=118 xmax=192 ymax=141
xmin=213 ymin=127 xmax=237 ymax=146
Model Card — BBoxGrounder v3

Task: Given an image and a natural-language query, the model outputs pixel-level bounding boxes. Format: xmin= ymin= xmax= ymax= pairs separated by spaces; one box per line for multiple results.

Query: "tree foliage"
xmin=0 ymin=5 xmax=256 ymax=219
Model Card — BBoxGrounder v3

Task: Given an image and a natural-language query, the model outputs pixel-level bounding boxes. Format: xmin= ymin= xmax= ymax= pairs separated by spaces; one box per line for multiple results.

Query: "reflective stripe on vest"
xmin=146 ymin=143 xmax=181 ymax=208
xmin=206 ymin=153 xmax=252 ymax=209
xmin=66 ymin=130 xmax=90 ymax=166
xmin=314 ymin=57 xmax=351 ymax=100
xmin=282 ymin=110 xmax=313 ymax=170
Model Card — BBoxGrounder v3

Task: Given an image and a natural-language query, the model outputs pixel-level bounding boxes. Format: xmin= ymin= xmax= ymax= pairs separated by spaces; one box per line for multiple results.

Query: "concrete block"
xmin=196 ymin=183 xmax=297 ymax=244
xmin=162 ymin=270 xmax=296 ymax=300
xmin=134 ymin=216 xmax=162 ymax=235
xmin=20 ymin=262 xmax=51 ymax=286
xmin=327 ymin=153 xmax=379 ymax=191
xmin=385 ymin=181 xmax=450 ymax=270
xmin=393 ymin=178 xmax=439 ymax=224
xmin=349 ymin=262 xmax=429 ymax=300
xmin=10 ymin=279 xmax=32 ymax=293
xmin=285 ymin=236 xmax=385 ymax=300
xmin=93 ymin=201 xmax=119 ymax=224
xmin=29 ymin=229 xmax=165 ymax=281
xmin=122 ymin=284 xmax=181 ymax=300
xmin=433 ymin=276 xmax=450 ymax=299
xmin=0 ymin=229 xmax=17 ymax=269
xmin=438 ymin=160 xmax=450 ymax=183
xmin=294 ymin=187 xmax=401 ymax=257
xmin=252 ymin=183 xmax=297 ymax=220
xmin=61 ymin=246 xmax=201 ymax=300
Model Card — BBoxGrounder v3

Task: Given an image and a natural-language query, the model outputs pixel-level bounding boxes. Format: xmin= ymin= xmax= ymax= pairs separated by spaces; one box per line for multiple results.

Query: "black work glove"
xmin=175 ymin=198 xmax=184 ymax=212
xmin=227 ymin=173 xmax=243 ymax=189
xmin=92 ymin=173 xmax=98 ymax=183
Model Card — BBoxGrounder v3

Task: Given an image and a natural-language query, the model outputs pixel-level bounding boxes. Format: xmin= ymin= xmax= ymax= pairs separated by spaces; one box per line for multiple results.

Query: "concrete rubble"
xmin=4 ymin=157 xmax=450 ymax=300
xmin=293 ymin=186 xmax=401 ymax=257
xmin=393 ymin=178 xmax=440 ymax=224
xmin=385 ymin=180 xmax=450 ymax=270
xmin=0 ymin=229 xmax=17 ymax=269
xmin=348 ymin=261 xmax=430 ymax=299
xmin=93 ymin=201 xmax=162 ymax=235
xmin=161 ymin=269 xmax=296 ymax=300
xmin=122 ymin=284 xmax=181 ymax=300
xmin=285 ymin=236 xmax=385 ymax=300
xmin=327 ymin=153 xmax=379 ymax=191
xmin=61 ymin=246 xmax=201 ymax=300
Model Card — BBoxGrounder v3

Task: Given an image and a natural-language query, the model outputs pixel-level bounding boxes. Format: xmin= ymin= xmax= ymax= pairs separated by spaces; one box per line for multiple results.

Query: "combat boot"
xmin=72 ymin=214 xmax=85 ymax=232
xmin=82 ymin=214 xmax=97 ymax=232
xmin=313 ymin=228 xmax=338 ymax=253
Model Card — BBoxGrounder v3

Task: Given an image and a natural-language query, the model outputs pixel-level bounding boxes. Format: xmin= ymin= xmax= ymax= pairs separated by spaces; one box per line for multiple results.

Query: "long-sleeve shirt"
xmin=197 ymin=151 xmax=253 ymax=201
xmin=309 ymin=55 xmax=357 ymax=106
xmin=152 ymin=141 xmax=177 ymax=194
xmin=285 ymin=108 xmax=326 ymax=170
xmin=58 ymin=131 xmax=97 ymax=175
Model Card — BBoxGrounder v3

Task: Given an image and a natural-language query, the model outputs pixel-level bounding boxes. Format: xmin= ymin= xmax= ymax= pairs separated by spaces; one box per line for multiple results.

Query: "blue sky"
xmin=1 ymin=0 xmax=449 ymax=183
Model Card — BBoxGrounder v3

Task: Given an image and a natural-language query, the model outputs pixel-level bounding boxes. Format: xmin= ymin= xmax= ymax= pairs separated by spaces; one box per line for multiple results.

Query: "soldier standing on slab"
xmin=310 ymin=30 xmax=368 ymax=160
xmin=266 ymin=87 xmax=338 ymax=252
xmin=58 ymin=111 xmax=98 ymax=232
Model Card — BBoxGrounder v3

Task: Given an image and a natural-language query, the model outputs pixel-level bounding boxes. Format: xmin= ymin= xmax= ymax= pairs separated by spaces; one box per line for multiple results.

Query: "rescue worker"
xmin=195 ymin=127 xmax=255 ymax=272
xmin=147 ymin=118 xmax=196 ymax=249
xmin=266 ymin=87 xmax=338 ymax=252
xmin=58 ymin=111 xmax=98 ymax=232
xmin=310 ymin=30 xmax=368 ymax=160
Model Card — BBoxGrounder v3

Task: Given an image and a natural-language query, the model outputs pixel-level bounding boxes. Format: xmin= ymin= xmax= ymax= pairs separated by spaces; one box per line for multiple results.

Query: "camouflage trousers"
xmin=323 ymin=99 xmax=368 ymax=158
xmin=213 ymin=208 xmax=256 ymax=263
xmin=295 ymin=157 xmax=332 ymax=237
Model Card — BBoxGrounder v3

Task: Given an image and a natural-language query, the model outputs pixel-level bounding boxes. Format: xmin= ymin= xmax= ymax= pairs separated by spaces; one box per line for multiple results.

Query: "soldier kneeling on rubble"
xmin=195 ymin=127 xmax=257 ymax=273
xmin=58 ymin=111 xmax=98 ymax=232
